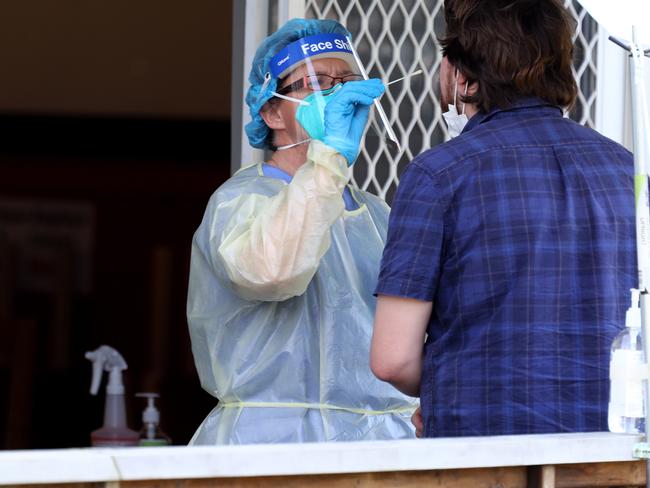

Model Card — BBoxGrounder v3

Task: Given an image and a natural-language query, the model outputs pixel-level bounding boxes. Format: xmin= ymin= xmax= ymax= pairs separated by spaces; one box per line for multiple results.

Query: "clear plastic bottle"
xmin=608 ymin=289 xmax=646 ymax=433
xmin=136 ymin=393 xmax=171 ymax=446
xmin=86 ymin=346 xmax=139 ymax=447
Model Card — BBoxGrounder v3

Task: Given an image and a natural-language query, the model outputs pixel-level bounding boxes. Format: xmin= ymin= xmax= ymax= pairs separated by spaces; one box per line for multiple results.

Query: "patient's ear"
xmin=260 ymin=101 xmax=286 ymax=130
xmin=455 ymin=70 xmax=478 ymax=97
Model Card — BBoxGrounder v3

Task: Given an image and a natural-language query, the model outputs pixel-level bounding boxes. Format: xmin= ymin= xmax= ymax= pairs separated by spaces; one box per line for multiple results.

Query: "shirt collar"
xmin=462 ymin=97 xmax=563 ymax=135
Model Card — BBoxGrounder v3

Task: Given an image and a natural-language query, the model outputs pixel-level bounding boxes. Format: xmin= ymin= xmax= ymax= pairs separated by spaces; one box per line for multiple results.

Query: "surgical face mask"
xmin=294 ymin=84 xmax=341 ymax=141
xmin=274 ymin=85 xmax=341 ymax=151
xmin=442 ymin=71 xmax=469 ymax=138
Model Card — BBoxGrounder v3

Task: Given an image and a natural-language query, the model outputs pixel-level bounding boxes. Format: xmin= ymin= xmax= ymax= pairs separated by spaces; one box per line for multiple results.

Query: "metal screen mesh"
xmin=304 ymin=0 xmax=599 ymax=203
xmin=566 ymin=1 xmax=598 ymax=128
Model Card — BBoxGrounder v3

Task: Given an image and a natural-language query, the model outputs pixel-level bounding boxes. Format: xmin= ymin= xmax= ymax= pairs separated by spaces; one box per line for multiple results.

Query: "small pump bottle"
xmin=136 ymin=393 xmax=171 ymax=446
xmin=608 ymin=289 xmax=646 ymax=433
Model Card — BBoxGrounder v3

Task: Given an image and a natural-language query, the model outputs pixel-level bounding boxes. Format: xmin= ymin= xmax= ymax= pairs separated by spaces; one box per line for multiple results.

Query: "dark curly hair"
xmin=439 ymin=0 xmax=577 ymax=112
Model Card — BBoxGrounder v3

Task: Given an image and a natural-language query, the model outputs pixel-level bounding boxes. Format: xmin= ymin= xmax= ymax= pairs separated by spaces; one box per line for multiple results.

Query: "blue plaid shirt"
xmin=375 ymin=98 xmax=636 ymax=437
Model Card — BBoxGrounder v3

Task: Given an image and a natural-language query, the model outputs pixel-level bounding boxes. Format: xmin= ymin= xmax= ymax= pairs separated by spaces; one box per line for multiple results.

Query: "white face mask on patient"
xmin=442 ymin=70 xmax=469 ymax=138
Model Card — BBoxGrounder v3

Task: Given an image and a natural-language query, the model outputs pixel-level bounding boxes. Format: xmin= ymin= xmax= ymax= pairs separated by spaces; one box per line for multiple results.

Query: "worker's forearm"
xmin=217 ymin=141 xmax=348 ymax=301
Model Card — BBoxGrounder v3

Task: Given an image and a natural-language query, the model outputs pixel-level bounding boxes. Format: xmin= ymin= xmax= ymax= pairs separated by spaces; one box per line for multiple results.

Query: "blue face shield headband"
xmin=259 ymin=33 xmax=359 ymax=150
xmin=258 ymin=33 xmax=358 ymax=106
xmin=270 ymin=33 xmax=356 ymax=79
xmin=260 ymin=32 xmax=405 ymax=153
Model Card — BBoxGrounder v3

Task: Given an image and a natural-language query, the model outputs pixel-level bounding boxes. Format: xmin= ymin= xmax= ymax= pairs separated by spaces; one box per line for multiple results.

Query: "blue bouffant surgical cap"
xmin=245 ymin=18 xmax=352 ymax=150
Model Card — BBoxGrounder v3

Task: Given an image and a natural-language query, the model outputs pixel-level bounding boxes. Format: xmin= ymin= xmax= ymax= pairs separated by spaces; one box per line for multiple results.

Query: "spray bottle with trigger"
xmin=86 ymin=345 xmax=139 ymax=447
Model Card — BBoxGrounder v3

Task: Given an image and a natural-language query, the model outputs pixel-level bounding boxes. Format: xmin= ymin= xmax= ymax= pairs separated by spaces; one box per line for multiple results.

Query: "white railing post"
xmin=595 ymin=27 xmax=628 ymax=147
xmin=231 ymin=0 xmax=269 ymax=174
xmin=277 ymin=0 xmax=307 ymax=24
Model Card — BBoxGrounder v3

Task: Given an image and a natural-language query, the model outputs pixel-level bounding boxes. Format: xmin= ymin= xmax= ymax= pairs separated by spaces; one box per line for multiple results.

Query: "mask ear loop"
xmin=273 ymin=92 xmax=310 ymax=106
xmin=460 ymin=81 xmax=468 ymax=115
xmin=275 ymin=138 xmax=312 ymax=151
xmin=453 ymin=69 xmax=469 ymax=115
xmin=260 ymin=72 xmax=310 ymax=106
xmin=258 ymin=72 xmax=272 ymax=102
xmin=260 ymin=72 xmax=312 ymax=151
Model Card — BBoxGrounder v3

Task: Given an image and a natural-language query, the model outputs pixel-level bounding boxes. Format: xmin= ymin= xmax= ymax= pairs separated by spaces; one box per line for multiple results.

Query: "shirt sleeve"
xmin=375 ymin=162 xmax=445 ymax=301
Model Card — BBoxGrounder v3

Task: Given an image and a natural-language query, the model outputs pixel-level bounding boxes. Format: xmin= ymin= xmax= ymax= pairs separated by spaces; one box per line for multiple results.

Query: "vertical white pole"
xmin=231 ymin=0 xmax=269 ymax=174
xmin=628 ymin=27 xmax=650 ymax=488
xmin=630 ymin=32 xmax=650 ymax=292
xmin=595 ymin=27 xmax=627 ymax=145
xmin=277 ymin=0 xmax=307 ymax=24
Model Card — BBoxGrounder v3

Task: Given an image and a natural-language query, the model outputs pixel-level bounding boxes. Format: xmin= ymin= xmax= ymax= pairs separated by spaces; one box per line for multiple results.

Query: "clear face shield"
xmin=266 ymin=33 xmax=411 ymax=153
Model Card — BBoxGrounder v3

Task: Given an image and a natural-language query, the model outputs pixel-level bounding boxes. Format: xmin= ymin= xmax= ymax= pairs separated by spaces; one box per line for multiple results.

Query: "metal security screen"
xmin=567 ymin=0 xmax=598 ymax=128
xmin=304 ymin=0 xmax=600 ymax=203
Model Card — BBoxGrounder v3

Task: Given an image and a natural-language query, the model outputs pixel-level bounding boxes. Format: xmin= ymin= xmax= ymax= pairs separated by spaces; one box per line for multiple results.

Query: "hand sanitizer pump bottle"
xmin=608 ymin=289 xmax=646 ymax=433
xmin=136 ymin=392 xmax=171 ymax=446
xmin=86 ymin=345 xmax=139 ymax=447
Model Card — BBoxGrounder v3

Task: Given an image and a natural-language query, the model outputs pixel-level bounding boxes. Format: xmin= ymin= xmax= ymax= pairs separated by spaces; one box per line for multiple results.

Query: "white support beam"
xmin=277 ymin=0 xmax=307 ymax=25
xmin=231 ymin=0 xmax=269 ymax=174
xmin=0 ymin=433 xmax=642 ymax=484
xmin=595 ymin=27 xmax=628 ymax=147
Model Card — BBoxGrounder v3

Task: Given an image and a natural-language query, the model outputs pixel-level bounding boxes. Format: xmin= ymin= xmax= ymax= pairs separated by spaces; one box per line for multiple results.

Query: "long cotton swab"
xmin=346 ymin=35 xmax=402 ymax=153
xmin=386 ymin=70 xmax=424 ymax=86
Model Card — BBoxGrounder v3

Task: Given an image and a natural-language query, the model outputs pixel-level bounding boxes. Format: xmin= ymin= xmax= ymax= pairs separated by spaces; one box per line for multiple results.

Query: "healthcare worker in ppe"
xmin=187 ymin=18 xmax=417 ymax=444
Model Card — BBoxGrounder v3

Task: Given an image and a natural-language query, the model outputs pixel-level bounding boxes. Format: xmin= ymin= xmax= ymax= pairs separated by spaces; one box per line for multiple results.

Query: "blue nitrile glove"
xmin=322 ymin=78 xmax=385 ymax=166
